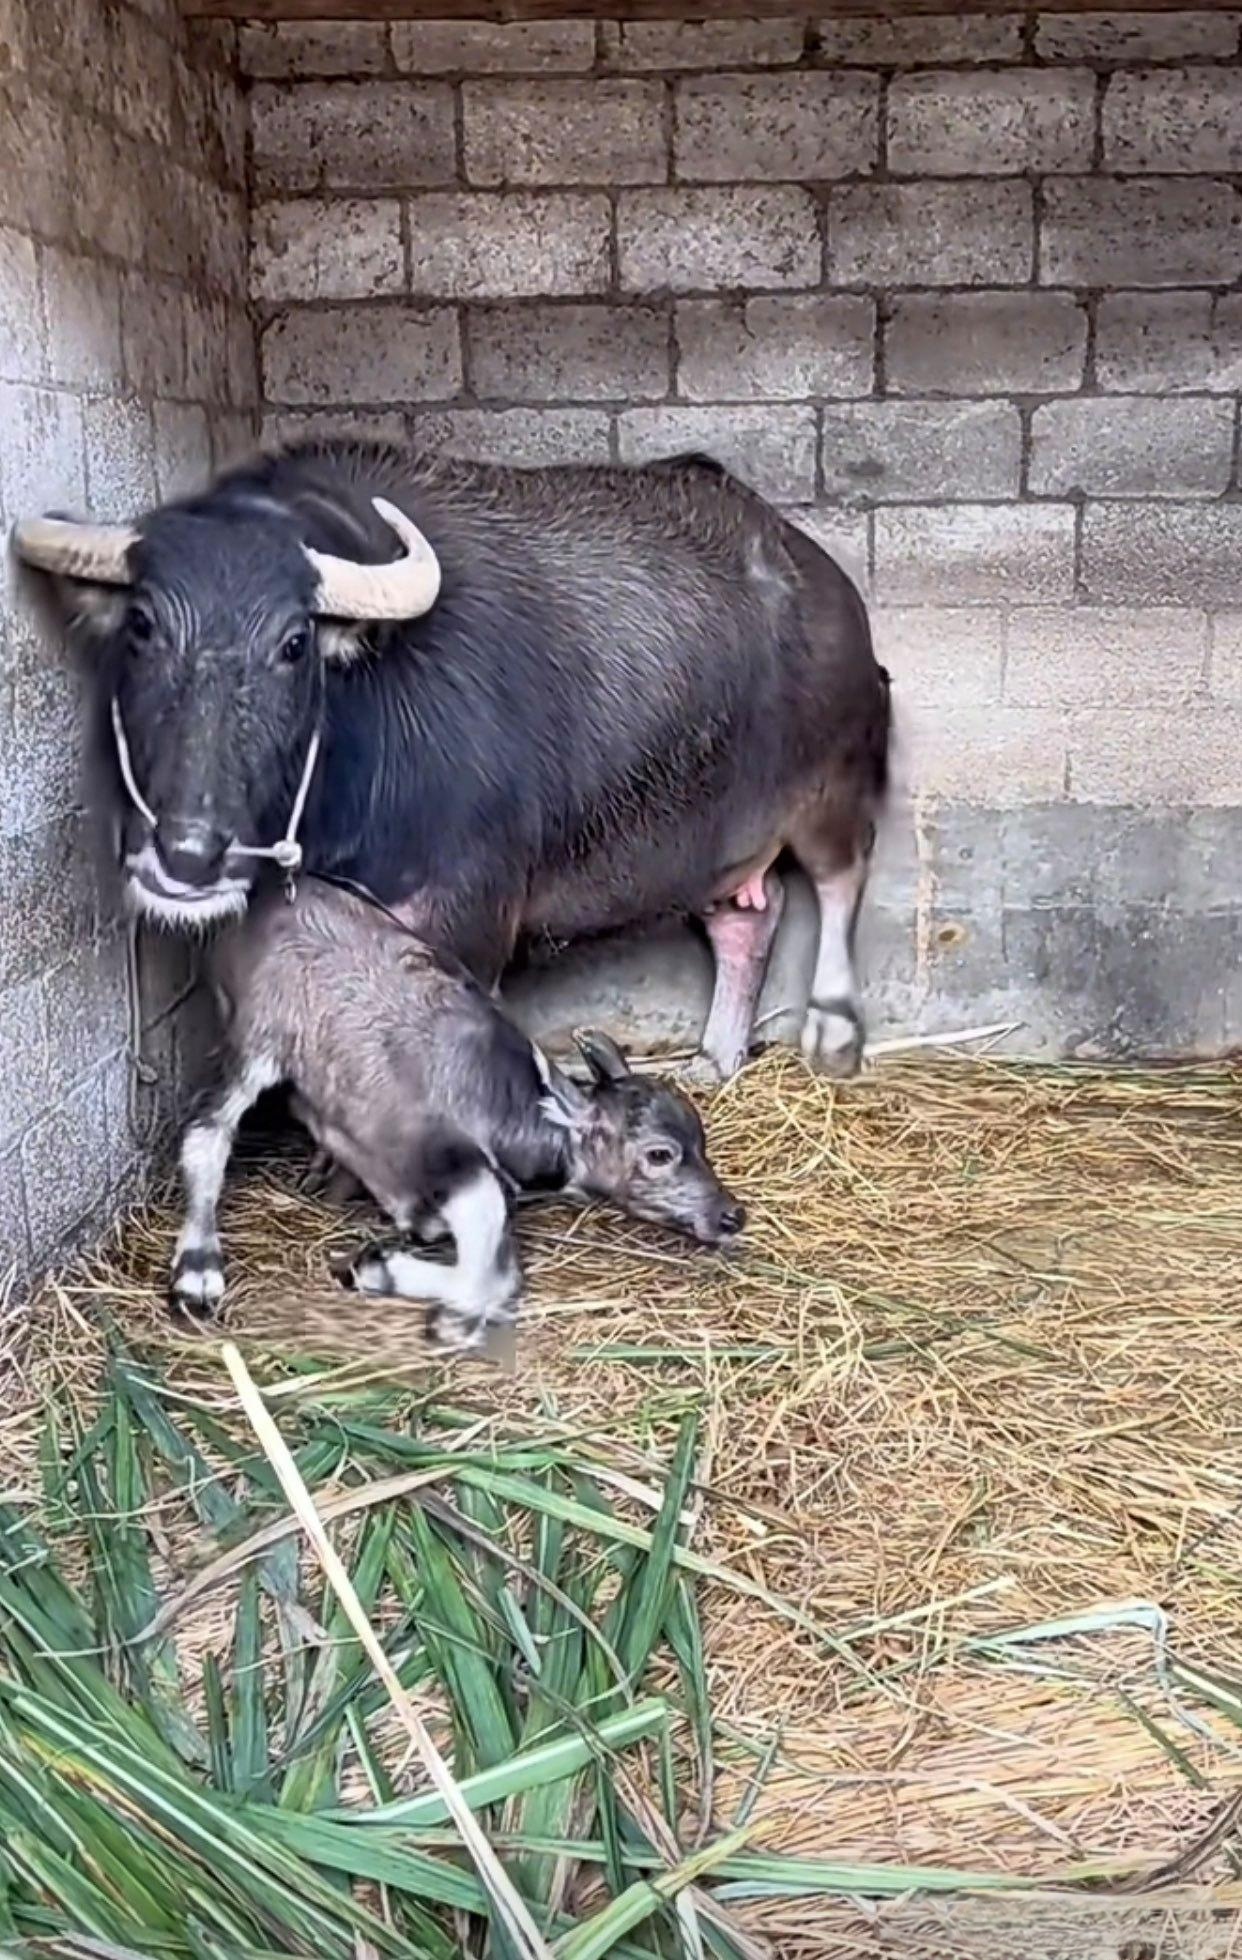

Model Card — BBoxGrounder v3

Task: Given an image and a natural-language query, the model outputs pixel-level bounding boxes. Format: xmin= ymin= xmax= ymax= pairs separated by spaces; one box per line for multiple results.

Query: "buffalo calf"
xmin=171 ymin=880 xmax=743 ymax=1349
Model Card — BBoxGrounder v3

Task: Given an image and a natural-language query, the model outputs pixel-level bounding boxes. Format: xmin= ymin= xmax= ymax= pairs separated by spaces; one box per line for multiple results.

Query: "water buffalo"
xmin=175 ymin=875 xmax=743 ymax=1343
xmin=13 ymin=441 xmax=891 ymax=1079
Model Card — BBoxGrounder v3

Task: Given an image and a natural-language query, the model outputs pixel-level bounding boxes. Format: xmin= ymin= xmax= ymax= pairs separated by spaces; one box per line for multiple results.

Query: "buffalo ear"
xmin=574 ymin=1029 xmax=631 ymax=1086
xmin=49 ymin=577 xmax=128 ymax=643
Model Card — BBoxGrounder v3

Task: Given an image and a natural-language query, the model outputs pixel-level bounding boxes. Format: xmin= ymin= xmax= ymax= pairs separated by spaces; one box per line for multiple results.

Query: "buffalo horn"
xmin=306 ymin=496 xmax=440 ymax=621
xmin=12 ymin=517 xmax=138 ymax=584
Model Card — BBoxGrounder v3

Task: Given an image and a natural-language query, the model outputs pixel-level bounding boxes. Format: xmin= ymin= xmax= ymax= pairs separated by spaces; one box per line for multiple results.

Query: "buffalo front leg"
xmin=170 ymin=1056 xmax=281 ymax=1319
xmin=695 ymin=869 xmax=786 ymax=1082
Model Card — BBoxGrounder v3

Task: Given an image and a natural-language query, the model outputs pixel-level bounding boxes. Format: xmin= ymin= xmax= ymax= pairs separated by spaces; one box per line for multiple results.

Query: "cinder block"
xmin=20 ymin=1071 xmax=111 ymax=1258
xmin=394 ymin=20 xmax=595 ymax=74
xmin=602 ymin=19 xmax=803 ymax=67
xmin=226 ymin=306 xmax=259 ymax=412
xmin=816 ymin=15 xmax=1023 ymax=62
xmin=41 ymin=251 xmax=123 ymax=393
xmin=1030 ymin=398 xmax=1234 ymax=498
xmin=886 ymin=293 xmax=1087 ymax=397
xmin=414 ymin=406 xmax=612 ymax=466
xmin=240 ymin=20 xmax=392 ymax=77
xmin=176 ymin=49 xmax=248 ymax=190
xmin=889 ymin=70 xmax=1095 ymax=176
xmin=821 ymin=402 xmax=1021 ymax=503
xmin=263 ymin=408 xmax=408 ymax=448
xmin=121 ymin=275 xmax=185 ymax=400
xmin=675 ymin=72 xmax=878 ymax=182
xmin=870 ymin=607 xmax=1004 ymax=706
xmin=1067 ymin=708 xmax=1242 ymax=804
xmin=153 ymin=401 xmax=212 ymax=501
xmin=1096 ymin=292 xmax=1242 ymax=393
xmin=0 ymin=0 xmax=27 ymax=77
xmin=0 ymin=90 xmax=72 ymax=244
xmin=0 ymin=228 xmax=44 ymax=385
xmin=464 ymin=80 xmax=666 ymax=187
xmin=831 ymin=184 xmax=1034 ymax=288
xmin=261 ymin=304 xmax=461 ymax=406
xmin=0 ymin=1139 xmax=29 ymax=1282
xmin=0 ymin=815 xmax=102 ymax=993
xmin=0 ymin=976 xmax=50 ymax=1147
xmin=110 ymin=2 xmax=175 ymax=146
xmin=896 ymin=702 xmax=1070 ymax=802
xmin=619 ymin=187 xmax=820 ymax=293
xmin=677 ymin=295 xmax=873 ymax=402
xmin=251 ymin=81 xmax=455 ymax=193
xmin=0 ymin=383 xmax=85 ymax=521
xmin=252 ymin=198 xmax=404 ymax=303
xmin=617 ymin=405 xmax=817 ymax=502
xmin=0 ymin=637 xmax=84 ymax=841
xmin=470 ymin=303 xmax=670 ymax=402
xmin=875 ymin=505 xmax=1076 ymax=606
xmin=1103 ymin=68 xmax=1242 ymax=174
xmin=74 ymin=123 xmax=147 ymax=269
xmin=83 ymin=397 xmax=158 ymax=522
xmin=1211 ymin=612 xmax=1242 ymax=701
xmin=199 ymin=186 xmax=249 ymax=300
xmin=1041 ymin=179 xmax=1242 ymax=288
xmin=1083 ymin=504 xmax=1242 ymax=605
xmin=1006 ymin=606 xmax=1208 ymax=705
xmin=40 ymin=935 xmax=129 ymax=1109
xmin=210 ymin=412 xmax=260 ymax=472
xmin=183 ymin=293 xmax=229 ymax=406
xmin=1035 ymin=11 xmax=1239 ymax=61
xmin=409 ymin=193 xmax=611 ymax=299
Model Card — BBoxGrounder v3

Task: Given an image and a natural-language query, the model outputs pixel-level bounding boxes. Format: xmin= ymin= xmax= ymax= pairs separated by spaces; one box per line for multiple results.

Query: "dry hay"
xmin=7 ymin=1049 xmax=1242 ymax=1953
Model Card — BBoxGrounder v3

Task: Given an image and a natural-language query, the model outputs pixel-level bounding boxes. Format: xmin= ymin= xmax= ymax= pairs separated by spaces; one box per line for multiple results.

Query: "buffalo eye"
xmin=644 ymin=1143 xmax=679 ymax=1171
xmin=126 ymin=601 xmax=156 ymax=647
xmin=279 ymin=625 xmax=312 ymax=666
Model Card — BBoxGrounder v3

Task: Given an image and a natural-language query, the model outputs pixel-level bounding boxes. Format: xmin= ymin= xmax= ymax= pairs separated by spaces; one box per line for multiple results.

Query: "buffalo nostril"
xmin=718 ymin=1202 xmax=746 ymax=1237
xmin=156 ymin=821 xmax=229 ymax=887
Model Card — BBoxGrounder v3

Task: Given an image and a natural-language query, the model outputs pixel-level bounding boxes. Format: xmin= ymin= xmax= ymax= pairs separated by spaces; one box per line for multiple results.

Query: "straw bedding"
xmin=6 ymin=1049 xmax=1242 ymax=1954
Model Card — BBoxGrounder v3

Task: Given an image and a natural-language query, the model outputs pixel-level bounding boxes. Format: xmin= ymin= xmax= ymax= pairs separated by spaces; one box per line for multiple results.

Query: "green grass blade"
xmin=230 ymin=1565 xmax=269 ymax=1800
xmin=615 ymin=1415 xmax=699 ymax=1693
xmin=554 ymin=1831 xmax=751 ymax=1960
xmin=201 ymin=1654 xmax=232 ymax=1793
xmin=403 ymin=1507 xmax=516 ymax=1776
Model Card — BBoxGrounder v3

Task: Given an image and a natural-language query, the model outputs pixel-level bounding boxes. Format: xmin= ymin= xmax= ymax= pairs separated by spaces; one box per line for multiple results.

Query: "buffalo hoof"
xmin=679 ymin=1051 xmax=735 ymax=1089
xmin=801 ymin=997 xmax=864 ymax=1078
xmin=169 ymin=1247 xmax=225 ymax=1321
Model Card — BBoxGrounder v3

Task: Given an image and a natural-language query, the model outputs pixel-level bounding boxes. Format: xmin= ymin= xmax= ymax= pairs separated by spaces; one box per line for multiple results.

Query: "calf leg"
xmin=347 ymin=1150 xmax=520 ymax=1352
xmin=790 ymin=808 xmax=875 ymax=1079
xmin=170 ymin=1056 xmax=282 ymax=1318
xmin=695 ymin=869 xmax=786 ymax=1082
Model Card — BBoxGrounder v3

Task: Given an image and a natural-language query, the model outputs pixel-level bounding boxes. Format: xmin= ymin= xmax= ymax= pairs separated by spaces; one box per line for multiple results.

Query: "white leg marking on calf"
xmin=170 ymin=1055 xmax=282 ymax=1315
xmin=802 ymin=863 xmax=867 ymax=1076
xmin=351 ymin=1170 xmax=519 ymax=1343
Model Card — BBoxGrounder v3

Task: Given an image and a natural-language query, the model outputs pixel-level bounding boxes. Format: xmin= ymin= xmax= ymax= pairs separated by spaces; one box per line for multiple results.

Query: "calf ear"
xmin=574 ymin=1029 xmax=630 ymax=1085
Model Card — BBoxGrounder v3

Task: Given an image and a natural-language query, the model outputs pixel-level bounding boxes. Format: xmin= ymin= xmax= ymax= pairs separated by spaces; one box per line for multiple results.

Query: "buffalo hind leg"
xmin=693 ymin=869 xmax=786 ymax=1082
xmin=346 ymin=1146 xmax=520 ymax=1352
xmin=791 ymin=811 xmax=874 ymax=1078
xmin=170 ymin=1055 xmax=282 ymax=1319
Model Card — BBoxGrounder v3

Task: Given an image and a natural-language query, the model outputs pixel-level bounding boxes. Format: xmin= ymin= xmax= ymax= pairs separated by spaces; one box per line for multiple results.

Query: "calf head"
xmin=560 ymin=1030 xmax=745 ymax=1247
xmin=11 ymin=484 xmax=440 ymax=930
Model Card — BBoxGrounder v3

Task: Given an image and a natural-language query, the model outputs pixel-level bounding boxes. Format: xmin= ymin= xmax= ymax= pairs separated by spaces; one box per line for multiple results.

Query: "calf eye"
xmin=644 ymin=1144 xmax=679 ymax=1170
xmin=280 ymin=626 xmax=312 ymax=665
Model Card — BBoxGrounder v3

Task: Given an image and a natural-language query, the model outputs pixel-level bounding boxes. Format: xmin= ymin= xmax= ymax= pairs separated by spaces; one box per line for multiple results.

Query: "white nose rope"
xmin=110 ymin=693 xmax=323 ymax=1143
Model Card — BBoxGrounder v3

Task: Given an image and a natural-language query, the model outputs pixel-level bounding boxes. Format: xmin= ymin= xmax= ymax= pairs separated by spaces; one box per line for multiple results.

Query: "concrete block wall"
xmin=0 ymin=0 xmax=256 ymax=1291
xmin=249 ymin=11 xmax=1242 ymax=1062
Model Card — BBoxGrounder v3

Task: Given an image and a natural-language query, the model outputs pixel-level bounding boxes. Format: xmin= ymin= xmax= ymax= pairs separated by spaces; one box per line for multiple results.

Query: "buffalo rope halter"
xmin=112 ymin=692 xmax=323 ymax=1144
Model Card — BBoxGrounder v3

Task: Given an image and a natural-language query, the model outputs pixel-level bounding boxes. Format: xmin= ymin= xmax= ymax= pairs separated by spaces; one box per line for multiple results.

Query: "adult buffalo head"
xmin=12 ymin=485 xmax=440 ymax=929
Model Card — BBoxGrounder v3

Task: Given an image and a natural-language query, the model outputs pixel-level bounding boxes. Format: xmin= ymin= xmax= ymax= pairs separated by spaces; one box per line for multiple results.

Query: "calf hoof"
xmin=342 ymin=1249 xmax=395 ymax=1296
xmin=169 ymin=1248 xmax=225 ymax=1321
xmin=801 ymin=997 xmax=865 ymax=1078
